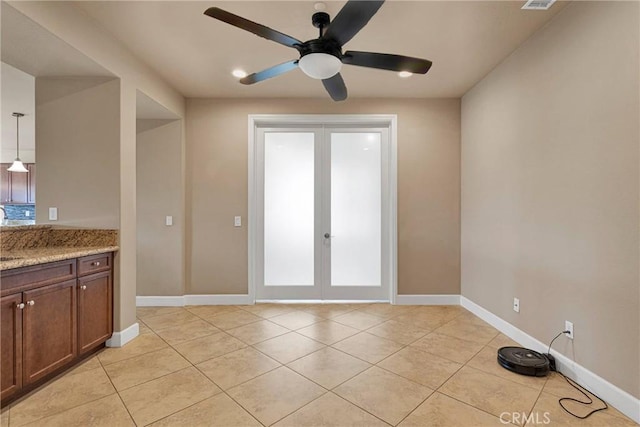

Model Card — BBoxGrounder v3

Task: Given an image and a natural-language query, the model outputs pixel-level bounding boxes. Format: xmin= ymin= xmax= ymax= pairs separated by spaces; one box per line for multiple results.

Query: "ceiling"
xmin=73 ymin=1 xmax=566 ymax=99
xmin=1 ymin=3 xmax=112 ymax=78
xmin=137 ymin=91 xmax=180 ymax=120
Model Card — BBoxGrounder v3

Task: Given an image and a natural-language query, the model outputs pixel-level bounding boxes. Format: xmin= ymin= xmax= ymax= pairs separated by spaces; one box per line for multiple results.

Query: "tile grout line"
xmin=435 ymin=331 xmax=519 ymax=424
xmin=248 ymin=334 xmax=328 ymax=365
xmin=95 ymin=355 xmax=139 ymax=426
xmin=431 ymin=341 xmax=539 ymax=425
xmin=523 ymin=373 xmax=552 ymax=426
xmin=139 ymin=315 xmax=266 ymax=427
xmin=190 ymin=350 xmax=283 ymax=397
xmin=6 ymin=362 xmax=115 ymax=427
xmin=104 ymin=349 xmax=195 ymax=394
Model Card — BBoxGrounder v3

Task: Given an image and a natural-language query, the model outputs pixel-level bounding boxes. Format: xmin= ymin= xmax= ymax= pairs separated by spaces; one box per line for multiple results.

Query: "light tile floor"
xmin=2 ymin=304 xmax=638 ymax=426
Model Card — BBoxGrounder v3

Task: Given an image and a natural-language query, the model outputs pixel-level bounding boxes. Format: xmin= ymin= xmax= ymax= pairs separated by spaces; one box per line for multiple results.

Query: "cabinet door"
xmin=27 ymin=164 xmax=35 ymax=204
xmin=0 ymin=164 xmax=10 ymax=204
xmin=77 ymin=271 xmax=112 ymax=355
xmin=23 ymin=279 xmax=77 ymax=385
xmin=9 ymin=171 xmax=28 ymax=204
xmin=1 ymin=294 xmax=23 ymax=400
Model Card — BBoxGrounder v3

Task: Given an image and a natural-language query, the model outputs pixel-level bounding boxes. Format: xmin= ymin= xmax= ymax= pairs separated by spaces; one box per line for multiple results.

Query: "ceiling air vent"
xmin=522 ymin=0 xmax=556 ymax=10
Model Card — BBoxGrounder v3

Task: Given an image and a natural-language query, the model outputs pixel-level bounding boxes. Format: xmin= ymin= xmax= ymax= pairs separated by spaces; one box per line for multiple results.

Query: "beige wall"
xmin=186 ymin=98 xmax=461 ymax=296
xmin=1 ymin=62 xmax=35 ymax=163
xmin=10 ymin=1 xmax=187 ymax=333
xmin=36 ymin=77 xmax=120 ymax=228
xmin=137 ymin=119 xmax=184 ymax=296
xmin=461 ymin=1 xmax=639 ymax=398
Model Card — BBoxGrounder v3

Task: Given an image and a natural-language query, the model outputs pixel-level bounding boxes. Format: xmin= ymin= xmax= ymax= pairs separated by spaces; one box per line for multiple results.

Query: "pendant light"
xmin=7 ymin=112 xmax=28 ymax=173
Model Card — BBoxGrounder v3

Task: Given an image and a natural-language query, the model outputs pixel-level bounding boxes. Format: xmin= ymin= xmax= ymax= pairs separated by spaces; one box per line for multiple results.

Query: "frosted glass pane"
xmin=264 ymin=133 xmax=315 ymax=286
xmin=331 ymin=133 xmax=381 ymax=287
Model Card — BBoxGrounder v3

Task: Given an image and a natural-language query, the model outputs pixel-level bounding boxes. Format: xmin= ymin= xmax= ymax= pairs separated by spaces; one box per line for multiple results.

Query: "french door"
xmin=254 ymin=124 xmax=391 ymax=300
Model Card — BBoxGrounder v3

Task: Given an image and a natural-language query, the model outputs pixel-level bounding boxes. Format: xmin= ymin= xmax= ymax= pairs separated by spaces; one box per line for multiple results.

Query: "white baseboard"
xmin=185 ymin=294 xmax=253 ymax=305
xmin=136 ymin=296 xmax=185 ymax=306
xmin=136 ymin=294 xmax=252 ymax=307
xmin=394 ymin=294 xmax=461 ymax=305
xmin=460 ymin=296 xmax=640 ymax=424
xmin=105 ymin=322 xmax=139 ymax=348
xmin=256 ymin=299 xmax=388 ymax=304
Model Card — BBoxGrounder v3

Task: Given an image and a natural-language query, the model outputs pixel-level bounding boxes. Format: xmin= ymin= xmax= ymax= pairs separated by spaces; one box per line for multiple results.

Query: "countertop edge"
xmin=1 ymin=246 xmax=120 ymax=271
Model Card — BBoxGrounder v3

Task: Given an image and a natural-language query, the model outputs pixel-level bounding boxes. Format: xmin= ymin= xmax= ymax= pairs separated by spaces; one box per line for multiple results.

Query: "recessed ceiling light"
xmin=398 ymin=71 xmax=413 ymax=78
xmin=232 ymin=69 xmax=247 ymax=78
xmin=522 ymin=0 xmax=556 ymax=10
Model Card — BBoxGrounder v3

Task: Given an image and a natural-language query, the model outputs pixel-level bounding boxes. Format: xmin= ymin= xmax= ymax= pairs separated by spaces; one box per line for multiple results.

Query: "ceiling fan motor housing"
xmin=312 ymin=12 xmax=330 ymax=29
xmin=299 ymin=38 xmax=342 ymax=60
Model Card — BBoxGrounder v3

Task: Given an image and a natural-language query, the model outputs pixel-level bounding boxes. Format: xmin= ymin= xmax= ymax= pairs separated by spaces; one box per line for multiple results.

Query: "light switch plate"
xmin=234 ymin=216 xmax=242 ymax=227
xmin=166 ymin=216 xmax=173 ymax=226
xmin=48 ymin=207 xmax=58 ymax=221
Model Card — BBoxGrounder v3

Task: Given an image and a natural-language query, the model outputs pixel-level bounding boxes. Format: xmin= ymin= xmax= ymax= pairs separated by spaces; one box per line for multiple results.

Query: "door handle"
xmin=81 ymin=285 xmax=87 ymax=290
xmin=26 ymin=300 xmax=35 ymax=306
xmin=324 ymin=233 xmax=331 ymax=239
xmin=16 ymin=303 xmax=25 ymax=310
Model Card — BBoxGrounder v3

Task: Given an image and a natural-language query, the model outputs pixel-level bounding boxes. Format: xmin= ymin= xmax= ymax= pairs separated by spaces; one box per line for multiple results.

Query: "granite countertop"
xmin=1 ymin=246 xmax=119 ymax=271
xmin=0 ymin=224 xmax=51 ymax=232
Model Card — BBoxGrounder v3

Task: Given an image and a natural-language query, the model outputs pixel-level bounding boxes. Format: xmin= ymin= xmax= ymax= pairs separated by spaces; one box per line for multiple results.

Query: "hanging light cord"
xmin=547 ymin=332 xmax=609 ymax=419
xmin=15 ymin=113 xmax=21 ymax=157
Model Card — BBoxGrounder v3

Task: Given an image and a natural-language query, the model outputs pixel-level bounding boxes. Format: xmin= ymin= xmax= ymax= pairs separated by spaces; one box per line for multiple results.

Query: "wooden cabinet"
xmin=9 ymin=172 xmax=28 ymax=204
xmin=27 ymin=164 xmax=36 ymax=203
xmin=0 ymin=294 xmax=22 ymax=401
xmin=0 ymin=252 xmax=113 ymax=404
xmin=23 ymin=280 xmax=77 ymax=384
xmin=77 ymin=271 xmax=112 ymax=355
xmin=0 ymin=166 xmax=10 ymax=204
xmin=0 ymin=163 xmax=35 ymax=204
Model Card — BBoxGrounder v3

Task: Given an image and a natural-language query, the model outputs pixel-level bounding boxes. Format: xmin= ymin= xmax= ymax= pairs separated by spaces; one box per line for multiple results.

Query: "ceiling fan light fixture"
xmin=232 ymin=69 xmax=248 ymax=78
xmin=398 ymin=71 xmax=413 ymax=78
xmin=298 ymin=53 xmax=342 ymax=80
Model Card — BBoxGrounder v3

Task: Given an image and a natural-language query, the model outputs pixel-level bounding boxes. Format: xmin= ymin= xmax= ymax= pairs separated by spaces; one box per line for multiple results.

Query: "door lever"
xmin=324 ymin=233 xmax=332 ymax=239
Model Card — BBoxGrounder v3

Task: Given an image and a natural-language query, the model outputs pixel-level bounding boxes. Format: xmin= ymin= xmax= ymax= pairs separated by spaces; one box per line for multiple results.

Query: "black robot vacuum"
xmin=497 ymin=346 xmax=550 ymax=377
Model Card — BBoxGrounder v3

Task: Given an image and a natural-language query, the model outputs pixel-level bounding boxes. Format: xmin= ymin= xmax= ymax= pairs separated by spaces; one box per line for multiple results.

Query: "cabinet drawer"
xmin=77 ymin=253 xmax=112 ymax=277
xmin=0 ymin=260 xmax=76 ymax=297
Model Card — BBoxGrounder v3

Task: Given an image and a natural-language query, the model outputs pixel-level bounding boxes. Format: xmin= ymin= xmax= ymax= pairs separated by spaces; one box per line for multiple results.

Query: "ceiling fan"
xmin=204 ymin=1 xmax=432 ymax=101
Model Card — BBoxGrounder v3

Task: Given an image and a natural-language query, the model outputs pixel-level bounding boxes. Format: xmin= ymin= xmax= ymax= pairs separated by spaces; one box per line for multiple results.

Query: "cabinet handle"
xmin=81 ymin=285 xmax=87 ymax=290
xmin=16 ymin=303 xmax=25 ymax=310
xmin=91 ymin=261 xmax=101 ymax=267
xmin=26 ymin=300 xmax=35 ymax=306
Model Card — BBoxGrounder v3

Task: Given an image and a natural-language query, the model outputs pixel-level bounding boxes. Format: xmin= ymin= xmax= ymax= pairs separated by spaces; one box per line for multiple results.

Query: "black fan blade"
xmin=204 ymin=7 xmax=302 ymax=49
xmin=322 ymin=0 xmax=384 ymax=46
xmin=342 ymin=51 xmax=432 ymax=74
xmin=322 ymin=73 xmax=348 ymax=101
xmin=240 ymin=60 xmax=299 ymax=85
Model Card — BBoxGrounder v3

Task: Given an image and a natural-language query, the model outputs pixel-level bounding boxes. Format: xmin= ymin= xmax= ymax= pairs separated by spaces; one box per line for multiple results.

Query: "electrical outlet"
xmin=48 ymin=207 xmax=58 ymax=221
xmin=564 ymin=320 xmax=574 ymax=340
xmin=513 ymin=298 xmax=520 ymax=313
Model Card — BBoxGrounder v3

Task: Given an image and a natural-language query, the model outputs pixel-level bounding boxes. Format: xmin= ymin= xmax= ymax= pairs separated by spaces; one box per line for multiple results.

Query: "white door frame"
xmin=248 ymin=114 xmax=398 ymax=303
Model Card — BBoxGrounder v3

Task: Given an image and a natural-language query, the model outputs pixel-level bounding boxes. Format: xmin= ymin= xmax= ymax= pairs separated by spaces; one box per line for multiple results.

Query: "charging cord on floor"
xmin=546 ymin=331 xmax=609 ymax=419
